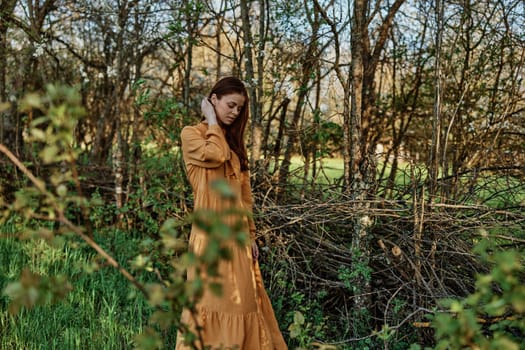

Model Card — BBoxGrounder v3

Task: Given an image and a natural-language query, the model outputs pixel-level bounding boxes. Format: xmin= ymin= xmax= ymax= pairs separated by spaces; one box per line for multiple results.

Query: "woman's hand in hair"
xmin=201 ymin=97 xmax=218 ymax=126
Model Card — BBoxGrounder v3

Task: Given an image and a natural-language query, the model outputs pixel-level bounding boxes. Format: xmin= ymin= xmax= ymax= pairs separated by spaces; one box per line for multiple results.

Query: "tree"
xmin=276 ymin=1 xmax=323 ymax=196
xmin=341 ymin=0 xmax=407 ymax=313
xmin=240 ymin=0 xmax=262 ymax=172
xmin=0 ymin=0 xmax=17 ymax=155
xmin=0 ymin=0 xmax=58 ymax=161
xmin=430 ymin=0 xmax=525 ymax=199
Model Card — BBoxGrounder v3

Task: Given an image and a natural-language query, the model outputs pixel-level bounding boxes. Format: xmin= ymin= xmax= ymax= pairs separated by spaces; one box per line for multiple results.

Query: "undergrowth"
xmin=0 ymin=222 xmax=176 ymax=350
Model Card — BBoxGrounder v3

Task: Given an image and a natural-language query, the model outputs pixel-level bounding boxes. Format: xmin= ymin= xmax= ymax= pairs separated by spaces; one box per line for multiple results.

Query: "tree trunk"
xmin=269 ymin=98 xmax=290 ymax=174
xmin=0 ymin=0 xmax=16 ymax=101
xmin=310 ymin=51 xmax=322 ymax=183
xmin=215 ymin=14 xmax=222 ymax=81
xmin=277 ymin=4 xmax=320 ymax=197
xmin=429 ymin=0 xmax=444 ymax=199
xmin=347 ymin=0 xmax=406 ymax=314
xmin=348 ymin=0 xmax=371 ymax=313
xmin=0 ymin=0 xmax=17 ymax=149
xmin=254 ymin=0 xmax=267 ymax=177
xmin=183 ymin=3 xmax=200 ymax=108
xmin=240 ymin=0 xmax=262 ymax=173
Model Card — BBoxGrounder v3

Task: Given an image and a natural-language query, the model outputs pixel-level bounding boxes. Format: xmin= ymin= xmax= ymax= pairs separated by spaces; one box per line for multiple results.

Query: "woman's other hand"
xmin=201 ymin=97 xmax=218 ymax=125
xmin=251 ymin=241 xmax=259 ymax=261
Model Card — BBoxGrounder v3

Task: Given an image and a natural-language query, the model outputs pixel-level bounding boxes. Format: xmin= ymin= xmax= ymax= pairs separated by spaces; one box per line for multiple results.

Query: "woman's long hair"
xmin=208 ymin=76 xmax=250 ymax=171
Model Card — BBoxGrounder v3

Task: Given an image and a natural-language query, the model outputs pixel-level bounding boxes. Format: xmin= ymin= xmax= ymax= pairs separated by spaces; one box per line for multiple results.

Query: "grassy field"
xmin=291 ymin=157 xmax=525 ymax=207
xmin=0 ymin=223 xmax=170 ymax=350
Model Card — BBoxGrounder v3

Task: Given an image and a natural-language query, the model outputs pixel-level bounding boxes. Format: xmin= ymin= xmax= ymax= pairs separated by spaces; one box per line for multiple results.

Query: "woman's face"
xmin=211 ymin=93 xmax=246 ymax=126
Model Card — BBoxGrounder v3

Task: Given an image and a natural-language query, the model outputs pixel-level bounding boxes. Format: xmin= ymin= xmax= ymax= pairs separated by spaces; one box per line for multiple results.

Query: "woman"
xmin=176 ymin=76 xmax=287 ymax=350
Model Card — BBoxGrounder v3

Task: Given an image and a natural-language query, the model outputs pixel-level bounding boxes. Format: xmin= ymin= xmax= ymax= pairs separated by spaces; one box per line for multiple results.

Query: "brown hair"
xmin=208 ymin=76 xmax=250 ymax=171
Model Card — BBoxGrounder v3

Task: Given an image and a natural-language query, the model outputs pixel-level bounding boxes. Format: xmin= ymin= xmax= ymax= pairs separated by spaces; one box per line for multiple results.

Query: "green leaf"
xmin=208 ymin=282 xmax=223 ymax=296
xmin=185 ymin=277 xmax=203 ymax=298
xmin=134 ymin=327 xmax=163 ymax=350
xmin=40 ymin=145 xmax=59 ymax=164
xmin=288 ymin=323 xmax=301 ymax=339
xmin=20 ymin=93 xmax=43 ymax=111
xmin=181 ymin=252 xmax=197 ymax=269
xmin=150 ymin=310 xmax=175 ymax=330
xmin=29 ymin=128 xmax=46 ymax=141
xmin=294 ymin=310 xmax=305 ymax=325
xmin=510 ymin=286 xmax=525 ymax=313
xmin=213 ymin=221 xmax=231 ymax=239
xmin=211 ymin=179 xmax=237 ymax=200
xmin=131 ymin=254 xmax=150 ymax=270
xmin=2 ymin=269 xmax=71 ymax=314
xmin=485 ymin=298 xmax=507 ymax=316
xmin=491 ymin=335 xmax=519 ymax=350
xmin=159 ymin=218 xmax=178 ymax=235
xmin=235 ymin=232 xmax=248 ymax=246
xmin=146 ymin=283 xmax=166 ymax=306
xmin=202 ymin=240 xmax=220 ymax=263
xmin=56 ymin=184 xmax=68 ymax=197
xmin=161 ymin=234 xmax=186 ymax=252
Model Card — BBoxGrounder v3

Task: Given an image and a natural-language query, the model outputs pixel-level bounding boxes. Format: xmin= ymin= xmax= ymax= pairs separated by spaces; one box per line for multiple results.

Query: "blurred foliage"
xmin=0 ymin=85 xmax=250 ymax=349
xmin=410 ymin=240 xmax=525 ymax=350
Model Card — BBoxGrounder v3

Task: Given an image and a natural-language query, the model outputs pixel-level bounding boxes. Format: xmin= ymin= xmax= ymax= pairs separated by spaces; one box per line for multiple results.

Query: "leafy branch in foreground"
xmin=0 ymin=85 xmax=248 ymax=349
xmin=0 ymin=84 xmax=147 ymax=298
xmin=430 ymin=241 xmax=524 ymax=350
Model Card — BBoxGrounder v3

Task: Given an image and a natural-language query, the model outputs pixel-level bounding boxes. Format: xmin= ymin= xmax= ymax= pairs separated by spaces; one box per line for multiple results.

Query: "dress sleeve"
xmin=181 ymin=124 xmax=230 ymax=168
xmin=241 ymin=170 xmax=257 ymax=241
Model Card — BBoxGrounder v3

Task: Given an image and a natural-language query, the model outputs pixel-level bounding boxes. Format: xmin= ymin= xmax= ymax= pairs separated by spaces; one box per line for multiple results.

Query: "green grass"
xmin=0 ymin=224 xmax=169 ymax=350
xmin=288 ymin=156 xmax=343 ymax=185
xmin=284 ymin=156 xmax=524 ymax=207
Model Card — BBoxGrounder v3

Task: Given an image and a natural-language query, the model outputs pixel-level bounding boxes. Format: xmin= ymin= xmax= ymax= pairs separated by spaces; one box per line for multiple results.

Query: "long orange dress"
xmin=176 ymin=122 xmax=288 ymax=350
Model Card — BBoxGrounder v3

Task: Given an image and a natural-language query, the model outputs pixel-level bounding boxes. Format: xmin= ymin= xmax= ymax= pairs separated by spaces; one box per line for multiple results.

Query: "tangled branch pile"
xmin=254 ymin=187 xmax=525 ymax=341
